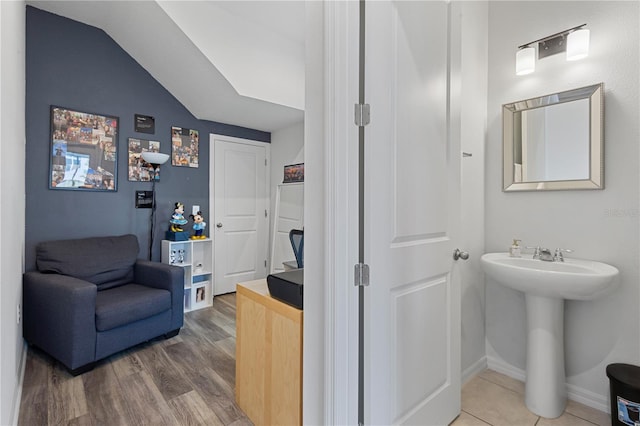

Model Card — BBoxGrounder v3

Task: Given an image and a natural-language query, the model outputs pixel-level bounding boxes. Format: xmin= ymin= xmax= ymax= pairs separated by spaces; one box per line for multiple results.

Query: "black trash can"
xmin=607 ymin=363 xmax=640 ymax=426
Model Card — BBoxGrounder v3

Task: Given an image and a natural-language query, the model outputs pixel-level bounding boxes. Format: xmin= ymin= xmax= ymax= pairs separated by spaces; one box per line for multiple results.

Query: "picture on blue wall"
xmin=128 ymin=138 xmax=162 ymax=181
xmin=50 ymin=106 xmax=118 ymax=191
xmin=171 ymin=126 xmax=199 ymax=168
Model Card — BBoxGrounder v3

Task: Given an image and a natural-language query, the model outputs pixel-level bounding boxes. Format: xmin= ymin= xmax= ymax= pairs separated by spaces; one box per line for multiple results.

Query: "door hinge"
xmin=265 ymin=158 xmax=268 ymax=166
xmin=265 ymin=209 xmax=268 ymax=218
xmin=354 ymin=263 xmax=370 ymax=287
xmin=354 ymin=103 xmax=370 ymax=127
xmin=265 ymin=260 xmax=267 ymax=267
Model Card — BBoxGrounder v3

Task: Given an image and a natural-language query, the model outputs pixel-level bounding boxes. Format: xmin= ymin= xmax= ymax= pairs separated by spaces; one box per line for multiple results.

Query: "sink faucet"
xmin=526 ymin=246 xmax=573 ymax=262
xmin=538 ymin=248 xmax=554 ymax=261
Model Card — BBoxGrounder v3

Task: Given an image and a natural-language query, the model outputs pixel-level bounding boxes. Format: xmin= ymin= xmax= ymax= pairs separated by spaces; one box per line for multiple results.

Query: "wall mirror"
xmin=270 ymin=182 xmax=304 ymax=274
xmin=503 ymin=83 xmax=604 ymax=191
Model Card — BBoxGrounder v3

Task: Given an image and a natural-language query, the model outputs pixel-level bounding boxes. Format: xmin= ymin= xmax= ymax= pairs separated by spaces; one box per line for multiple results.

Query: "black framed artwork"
xmin=283 ymin=163 xmax=304 ymax=183
xmin=134 ymin=114 xmax=155 ymax=134
xmin=50 ymin=106 xmax=118 ymax=191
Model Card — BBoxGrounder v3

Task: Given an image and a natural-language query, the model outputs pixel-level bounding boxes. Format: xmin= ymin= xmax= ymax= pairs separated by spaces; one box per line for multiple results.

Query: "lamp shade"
xmin=516 ymin=47 xmax=535 ymax=75
xmin=567 ymin=29 xmax=589 ymax=61
xmin=141 ymin=152 xmax=170 ymax=166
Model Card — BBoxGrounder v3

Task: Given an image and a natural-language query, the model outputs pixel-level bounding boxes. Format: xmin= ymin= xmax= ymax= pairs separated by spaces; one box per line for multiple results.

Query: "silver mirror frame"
xmin=503 ymin=83 xmax=604 ymax=191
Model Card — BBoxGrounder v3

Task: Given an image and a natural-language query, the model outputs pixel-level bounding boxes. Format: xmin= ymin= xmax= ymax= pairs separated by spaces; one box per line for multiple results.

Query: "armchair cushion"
xmin=36 ymin=234 xmax=138 ymax=290
xmin=95 ymin=284 xmax=171 ymax=331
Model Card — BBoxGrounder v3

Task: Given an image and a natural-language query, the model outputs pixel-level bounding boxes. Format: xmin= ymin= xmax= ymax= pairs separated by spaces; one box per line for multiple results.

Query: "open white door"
xmin=211 ymin=134 xmax=269 ymax=295
xmin=364 ymin=1 xmax=462 ymax=424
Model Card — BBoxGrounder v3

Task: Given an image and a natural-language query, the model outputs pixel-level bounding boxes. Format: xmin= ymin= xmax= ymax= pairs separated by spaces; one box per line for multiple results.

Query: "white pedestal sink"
xmin=481 ymin=253 xmax=619 ymax=418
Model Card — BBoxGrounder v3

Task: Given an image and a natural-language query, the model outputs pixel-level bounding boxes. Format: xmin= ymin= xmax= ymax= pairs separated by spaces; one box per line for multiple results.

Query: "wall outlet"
xmin=192 ymin=205 xmax=200 ymax=216
xmin=17 ymin=304 xmax=21 ymax=325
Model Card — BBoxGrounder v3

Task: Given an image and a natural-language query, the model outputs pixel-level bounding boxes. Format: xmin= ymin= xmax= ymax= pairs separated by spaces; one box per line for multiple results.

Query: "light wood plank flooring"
xmin=18 ymin=293 xmax=252 ymax=426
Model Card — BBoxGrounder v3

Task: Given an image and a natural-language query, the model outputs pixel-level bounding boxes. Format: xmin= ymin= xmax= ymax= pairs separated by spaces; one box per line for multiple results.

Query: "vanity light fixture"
xmin=516 ymin=24 xmax=589 ymax=75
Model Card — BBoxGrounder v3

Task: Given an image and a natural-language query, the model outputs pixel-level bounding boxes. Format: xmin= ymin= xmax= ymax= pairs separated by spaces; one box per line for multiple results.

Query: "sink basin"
xmin=481 ymin=252 xmax=619 ymax=300
xmin=481 ymin=252 xmax=619 ymax=418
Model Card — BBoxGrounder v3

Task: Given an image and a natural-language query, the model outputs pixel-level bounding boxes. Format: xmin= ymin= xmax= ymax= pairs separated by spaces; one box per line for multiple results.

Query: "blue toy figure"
xmin=169 ymin=202 xmax=188 ymax=232
xmin=189 ymin=211 xmax=207 ymax=240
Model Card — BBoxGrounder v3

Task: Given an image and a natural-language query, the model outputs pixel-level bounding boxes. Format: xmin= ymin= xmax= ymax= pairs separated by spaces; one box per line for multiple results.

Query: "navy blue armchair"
xmin=23 ymin=234 xmax=184 ymax=375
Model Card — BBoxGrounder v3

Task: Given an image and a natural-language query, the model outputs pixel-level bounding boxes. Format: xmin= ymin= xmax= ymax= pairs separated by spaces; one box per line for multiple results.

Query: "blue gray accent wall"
xmin=25 ymin=6 xmax=270 ymax=269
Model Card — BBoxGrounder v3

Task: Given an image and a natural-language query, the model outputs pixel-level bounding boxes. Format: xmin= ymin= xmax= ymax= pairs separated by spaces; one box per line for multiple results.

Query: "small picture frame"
xmin=128 ymin=138 xmax=161 ymax=182
xmin=283 ymin=163 xmax=304 ymax=183
xmin=193 ymin=283 xmax=209 ymax=308
xmin=134 ymin=114 xmax=155 ymax=134
xmin=171 ymin=126 xmax=199 ymax=168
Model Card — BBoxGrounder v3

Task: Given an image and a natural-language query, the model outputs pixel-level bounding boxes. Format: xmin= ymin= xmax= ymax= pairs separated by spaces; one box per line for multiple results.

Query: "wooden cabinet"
xmin=236 ymin=279 xmax=302 ymax=425
xmin=161 ymin=239 xmax=213 ymax=312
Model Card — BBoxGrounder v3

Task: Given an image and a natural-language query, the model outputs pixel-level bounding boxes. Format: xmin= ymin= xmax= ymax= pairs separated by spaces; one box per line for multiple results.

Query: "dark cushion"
xmin=95 ymin=284 xmax=171 ymax=331
xmin=36 ymin=234 xmax=139 ymax=290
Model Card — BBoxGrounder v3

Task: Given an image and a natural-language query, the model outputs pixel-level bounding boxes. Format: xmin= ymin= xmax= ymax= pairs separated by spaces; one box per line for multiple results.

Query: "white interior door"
xmin=365 ymin=1 xmax=461 ymax=424
xmin=270 ymin=182 xmax=304 ymax=274
xmin=211 ymin=135 xmax=269 ymax=295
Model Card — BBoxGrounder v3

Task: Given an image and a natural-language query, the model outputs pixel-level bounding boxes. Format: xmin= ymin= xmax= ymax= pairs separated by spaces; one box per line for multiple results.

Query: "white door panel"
xmin=365 ymin=1 xmax=461 ymax=424
xmin=212 ymin=135 xmax=269 ymax=295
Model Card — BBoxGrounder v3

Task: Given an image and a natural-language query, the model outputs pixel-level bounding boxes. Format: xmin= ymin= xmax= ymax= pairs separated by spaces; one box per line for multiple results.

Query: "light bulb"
xmin=567 ymin=29 xmax=589 ymax=61
xmin=516 ymin=47 xmax=535 ymax=75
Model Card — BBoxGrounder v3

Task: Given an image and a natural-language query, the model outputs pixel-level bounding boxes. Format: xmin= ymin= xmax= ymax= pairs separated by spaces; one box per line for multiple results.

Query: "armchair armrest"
xmin=23 ymin=271 xmax=97 ymax=371
xmin=134 ymin=260 xmax=184 ymax=329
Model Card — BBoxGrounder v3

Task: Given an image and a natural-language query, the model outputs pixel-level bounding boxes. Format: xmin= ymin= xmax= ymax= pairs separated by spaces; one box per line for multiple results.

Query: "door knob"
xmin=216 ymin=223 xmax=223 ymax=228
xmin=453 ymin=249 xmax=469 ymax=261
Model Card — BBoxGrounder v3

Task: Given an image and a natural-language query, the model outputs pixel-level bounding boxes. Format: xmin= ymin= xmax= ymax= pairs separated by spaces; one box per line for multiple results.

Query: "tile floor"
xmin=453 ymin=370 xmax=611 ymax=426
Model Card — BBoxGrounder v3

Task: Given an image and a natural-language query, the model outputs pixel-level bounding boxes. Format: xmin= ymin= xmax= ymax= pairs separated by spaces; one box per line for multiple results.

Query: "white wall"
xmin=270 ymin=121 xmax=304 ymax=191
xmin=485 ymin=1 xmax=639 ymax=411
xmin=0 ymin=1 xmax=27 ymax=424
xmin=459 ymin=1 xmax=489 ymax=382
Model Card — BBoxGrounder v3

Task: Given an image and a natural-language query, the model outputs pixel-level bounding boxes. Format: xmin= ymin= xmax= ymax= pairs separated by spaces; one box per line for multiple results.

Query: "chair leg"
xmin=68 ymin=362 xmax=96 ymax=376
xmin=164 ymin=328 xmax=180 ymax=339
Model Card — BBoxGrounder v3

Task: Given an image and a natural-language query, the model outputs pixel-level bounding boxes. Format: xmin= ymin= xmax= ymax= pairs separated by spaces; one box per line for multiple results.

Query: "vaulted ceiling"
xmin=27 ymin=1 xmax=305 ymax=132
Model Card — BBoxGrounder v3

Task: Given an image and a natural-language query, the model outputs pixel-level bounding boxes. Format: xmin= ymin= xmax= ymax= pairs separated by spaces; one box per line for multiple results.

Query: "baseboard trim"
xmin=567 ymin=383 xmax=609 ymax=414
xmin=486 ymin=356 xmax=609 ymax=414
xmin=462 ymin=356 xmax=487 ymax=385
xmin=486 ymin=356 xmax=526 ymax=382
xmin=11 ymin=341 xmax=27 ymax=425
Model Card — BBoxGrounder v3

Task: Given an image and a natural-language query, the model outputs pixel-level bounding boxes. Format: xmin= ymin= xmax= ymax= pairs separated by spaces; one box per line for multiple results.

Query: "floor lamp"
xmin=141 ymin=152 xmax=170 ymax=261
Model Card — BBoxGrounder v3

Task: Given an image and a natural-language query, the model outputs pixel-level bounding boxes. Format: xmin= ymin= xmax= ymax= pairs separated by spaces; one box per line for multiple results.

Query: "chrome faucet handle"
xmin=525 ymin=246 xmax=541 ymax=259
xmin=554 ymin=248 xmax=573 ymax=262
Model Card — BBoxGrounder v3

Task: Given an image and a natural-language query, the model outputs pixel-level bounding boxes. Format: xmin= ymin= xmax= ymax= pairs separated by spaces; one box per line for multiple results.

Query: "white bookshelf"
xmin=161 ymin=239 xmax=213 ymax=312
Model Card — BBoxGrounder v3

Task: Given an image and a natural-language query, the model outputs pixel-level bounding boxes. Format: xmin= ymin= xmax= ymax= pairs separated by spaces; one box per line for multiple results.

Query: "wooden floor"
xmin=18 ymin=293 xmax=253 ymax=426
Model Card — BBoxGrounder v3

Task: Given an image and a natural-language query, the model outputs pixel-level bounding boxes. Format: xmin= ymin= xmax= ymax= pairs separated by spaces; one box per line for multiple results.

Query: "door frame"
xmin=209 ymin=133 xmax=271 ymax=294
xmin=304 ymin=1 xmax=361 ymax=424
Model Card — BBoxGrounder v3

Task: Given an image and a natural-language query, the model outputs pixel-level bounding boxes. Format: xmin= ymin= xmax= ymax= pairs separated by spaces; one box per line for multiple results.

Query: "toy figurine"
xmin=189 ymin=211 xmax=207 ymax=239
xmin=169 ymin=202 xmax=188 ymax=232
